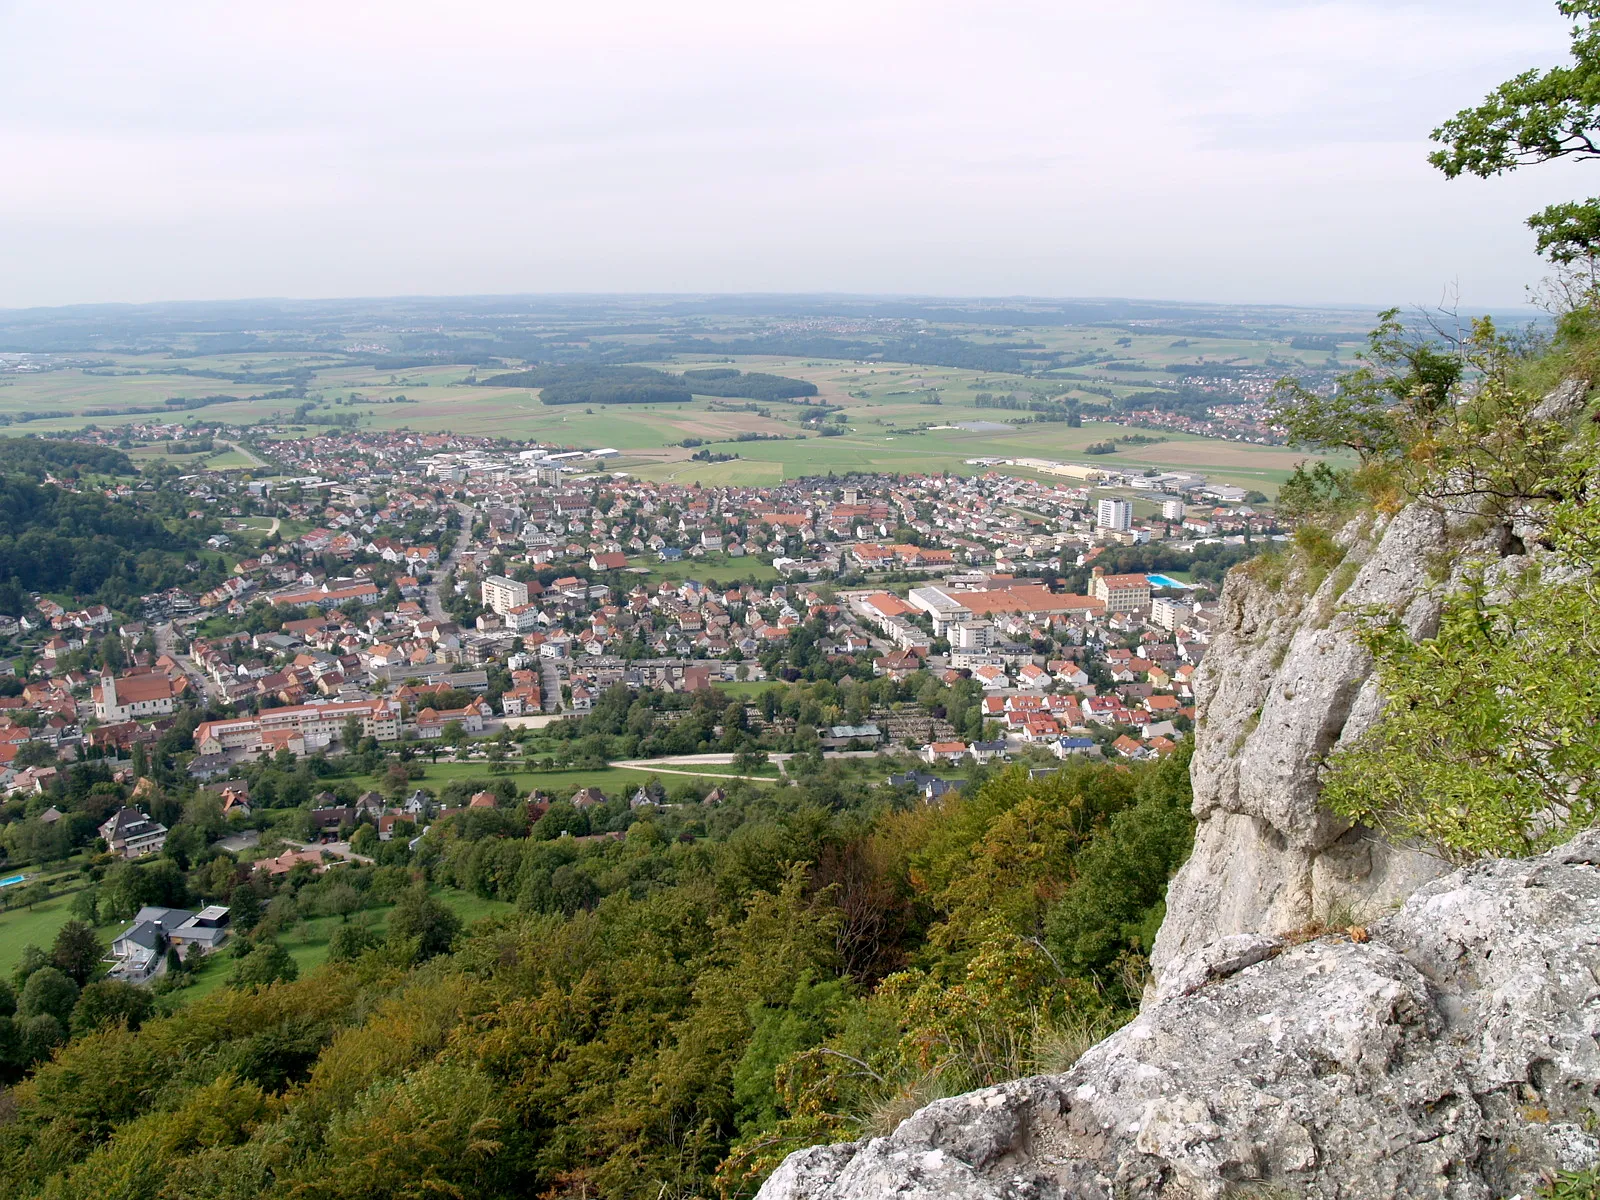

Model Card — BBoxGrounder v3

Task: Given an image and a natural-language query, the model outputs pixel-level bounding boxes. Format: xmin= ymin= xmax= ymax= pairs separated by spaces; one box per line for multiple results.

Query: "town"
xmin=0 ymin=417 xmax=1281 ymax=1024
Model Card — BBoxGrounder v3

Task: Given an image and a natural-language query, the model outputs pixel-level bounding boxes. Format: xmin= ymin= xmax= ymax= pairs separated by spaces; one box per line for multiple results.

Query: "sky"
xmin=0 ymin=0 xmax=1587 ymax=309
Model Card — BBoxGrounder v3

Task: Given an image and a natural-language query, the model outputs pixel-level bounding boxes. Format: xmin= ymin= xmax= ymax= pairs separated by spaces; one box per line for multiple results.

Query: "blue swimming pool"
xmin=0 ymin=874 xmax=25 ymax=888
xmin=1146 ymin=574 xmax=1193 ymax=590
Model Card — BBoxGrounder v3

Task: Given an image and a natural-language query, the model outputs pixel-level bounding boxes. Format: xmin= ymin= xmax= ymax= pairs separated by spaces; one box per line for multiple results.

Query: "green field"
xmin=626 ymin=552 xmax=781 ymax=585
xmin=0 ymin=887 xmax=109 ymax=978
xmin=0 ymin=338 xmax=1346 ymax=496
xmin=711 ymin=680 xmax=790 ymax=699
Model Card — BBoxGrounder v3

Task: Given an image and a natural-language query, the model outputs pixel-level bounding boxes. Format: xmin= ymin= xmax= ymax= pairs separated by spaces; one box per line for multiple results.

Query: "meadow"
xmin=0 ymin=888 xmax=111 ymax=979
xmin=175 ymin=885 xmax=513 ymax=1002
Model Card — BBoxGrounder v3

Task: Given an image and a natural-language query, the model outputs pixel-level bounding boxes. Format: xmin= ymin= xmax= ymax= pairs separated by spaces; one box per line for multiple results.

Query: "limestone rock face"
xmin=1150 ymin=378 xmax=1591 ymax=982
xmin=755 ymin=832 xmax=1600 ymax=1200
xmin=1150 ymin=499 xmax=1474 ymax=981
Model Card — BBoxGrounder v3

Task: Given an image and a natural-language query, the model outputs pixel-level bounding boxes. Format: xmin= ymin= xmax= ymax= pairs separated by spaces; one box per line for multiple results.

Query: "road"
xmin=610 ymin=754 xmax=789 ymax=780
xmin=155 ymin=620 xmax=224 ymax=705
xmin=607 ymin=749 xmax=887 ymax=778
xmin=540 ymin=657 xmax=563 ymax=713
xmin=425 ymin=502 xmax=475 ymax=622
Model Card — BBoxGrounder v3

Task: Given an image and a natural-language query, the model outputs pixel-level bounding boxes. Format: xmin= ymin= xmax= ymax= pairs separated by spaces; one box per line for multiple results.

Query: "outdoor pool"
xmin=0 ymin=874 xmax=26 ymax=888
xmin=1146 ymin=574 xmax=1193 ymax=590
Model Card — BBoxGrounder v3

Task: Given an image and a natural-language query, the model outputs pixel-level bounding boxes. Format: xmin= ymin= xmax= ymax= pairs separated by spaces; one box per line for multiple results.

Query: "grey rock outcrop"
xmin=1151 ymin=378 xmax=1591 ymax=983
xmin=1149 ymin=500 xmax=1484 ymax=982
xmin=756 ymin=831 xmax=1600 ymax=1200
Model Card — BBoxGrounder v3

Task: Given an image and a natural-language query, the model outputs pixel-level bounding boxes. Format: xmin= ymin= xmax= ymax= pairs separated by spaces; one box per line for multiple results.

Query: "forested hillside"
xmin=0 ymin=754 xmax=1193 ymax=1200
xmin=0 ymin=475 xmax=217 ymax=617
xmin=0 ymin=439 xmax=135 ymax=479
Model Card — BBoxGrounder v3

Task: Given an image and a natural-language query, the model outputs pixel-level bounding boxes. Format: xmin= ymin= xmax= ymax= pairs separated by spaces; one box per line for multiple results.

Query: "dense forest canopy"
xmin=0 ymin=755 xmax=1195 ymax=1200
xmin=0 ymin=449 xmax=220 ymax=614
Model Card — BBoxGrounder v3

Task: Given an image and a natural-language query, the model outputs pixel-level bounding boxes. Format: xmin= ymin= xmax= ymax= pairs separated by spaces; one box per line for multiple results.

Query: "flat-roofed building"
xmin=910 ymin=584 xmax=1102 ymax=635
xmin=195 ymin=697 xmax=399 ymax=757
xmin=1097 ymin=498 xmax=1133 ymax=531
xmin=481 ymin=574 xmax=530 ymax=616
xmin=1151 ymin=597 xmax=1193 ymax=631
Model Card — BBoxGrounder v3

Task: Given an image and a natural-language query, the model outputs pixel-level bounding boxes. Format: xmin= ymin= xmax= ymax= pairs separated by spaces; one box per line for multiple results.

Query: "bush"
xmin=386 ymin=887 xmax=461 ymax=962
xmin=328 ymin=923 xmax=381 ymax=962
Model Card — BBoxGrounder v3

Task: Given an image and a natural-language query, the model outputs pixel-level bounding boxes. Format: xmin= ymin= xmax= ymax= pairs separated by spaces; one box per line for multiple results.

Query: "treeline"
xmin=479 ymin=364 xmax=818 ymax=406
xmin=681 ymin=368 xmax=819 ymax=401
xmin=1163 ymin=362 xmax=1247 ymax=378
xmin=483 ymin=365 xmax=691 ymax=405
xmin=75 ymin=389 xmax=307 ymax=421
xmin=1120 ymin=385 xmax=1250 ymax=418
xmin=973 ymin=392 xmax=1081 ymax=424
xmin=0 ymin=751 xmax=1195 ymax=1200
xmin=1287 ymin=333 xmax=1348 ymax=351
xmin=659 ymin=333 xmax=1053 ymax=374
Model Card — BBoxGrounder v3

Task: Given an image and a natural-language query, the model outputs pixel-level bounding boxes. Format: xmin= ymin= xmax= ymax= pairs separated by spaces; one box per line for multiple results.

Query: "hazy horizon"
xmin=0 ymin=290 xmax=1547 ymax=322
xmin=0 ymin=0 xmax=1582 ymax=310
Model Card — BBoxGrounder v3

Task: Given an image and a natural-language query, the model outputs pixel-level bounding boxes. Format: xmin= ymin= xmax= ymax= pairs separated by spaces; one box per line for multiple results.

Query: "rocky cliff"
xmin=1147 ymin=498 xmax=1463 ymax=980
xmin=1149 ymin=377 xmax=1586 ymax=981
xmin=756 ymin=831 xmax=1600 ymax=1199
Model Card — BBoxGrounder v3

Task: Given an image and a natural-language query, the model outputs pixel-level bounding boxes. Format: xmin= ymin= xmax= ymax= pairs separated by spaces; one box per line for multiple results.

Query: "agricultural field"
xmin=0 ymin=298 xmax=1381 ymax=494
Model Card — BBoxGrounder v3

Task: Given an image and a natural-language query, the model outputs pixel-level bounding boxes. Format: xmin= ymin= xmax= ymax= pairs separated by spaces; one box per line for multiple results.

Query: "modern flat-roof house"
xmin=107 ymin=905 xmax=231 ymax=981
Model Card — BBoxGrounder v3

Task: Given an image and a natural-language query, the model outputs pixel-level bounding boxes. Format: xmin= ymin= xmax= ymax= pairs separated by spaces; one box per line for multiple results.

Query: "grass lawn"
xmin=200 ymin=448 xmax=258 ymax=470
xmin=0 ymin=889 xmax=89 ymax=977
xmin=172 ymin=886 xmax=514 ymax=1004
xmin=626 ymin=554 xmax=780 ymax=585
xmin=651 ymin=761 xmax=783 ymax=778
xmin=711 ymin=680 xmax=789 ymax=699
xmin=0 ymin=888 xmax=122 ymax=980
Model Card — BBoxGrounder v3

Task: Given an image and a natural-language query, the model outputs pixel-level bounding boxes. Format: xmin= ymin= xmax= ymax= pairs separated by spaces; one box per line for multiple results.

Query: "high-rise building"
xmin=481 ymin=575 xmax=530 ymax=616
xmin=1161 ymin=499 xmax=1186 ymax=522
xmin=1151 ymin=597 xmax=1193 ymax=631
xmin=1097 ymin=498 xmax=1133 ymax=531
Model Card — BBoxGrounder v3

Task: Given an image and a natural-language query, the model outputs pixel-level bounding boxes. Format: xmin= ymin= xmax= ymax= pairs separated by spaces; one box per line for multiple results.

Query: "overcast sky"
xmin=0 ymin=0 xmax=1586 ymax=310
